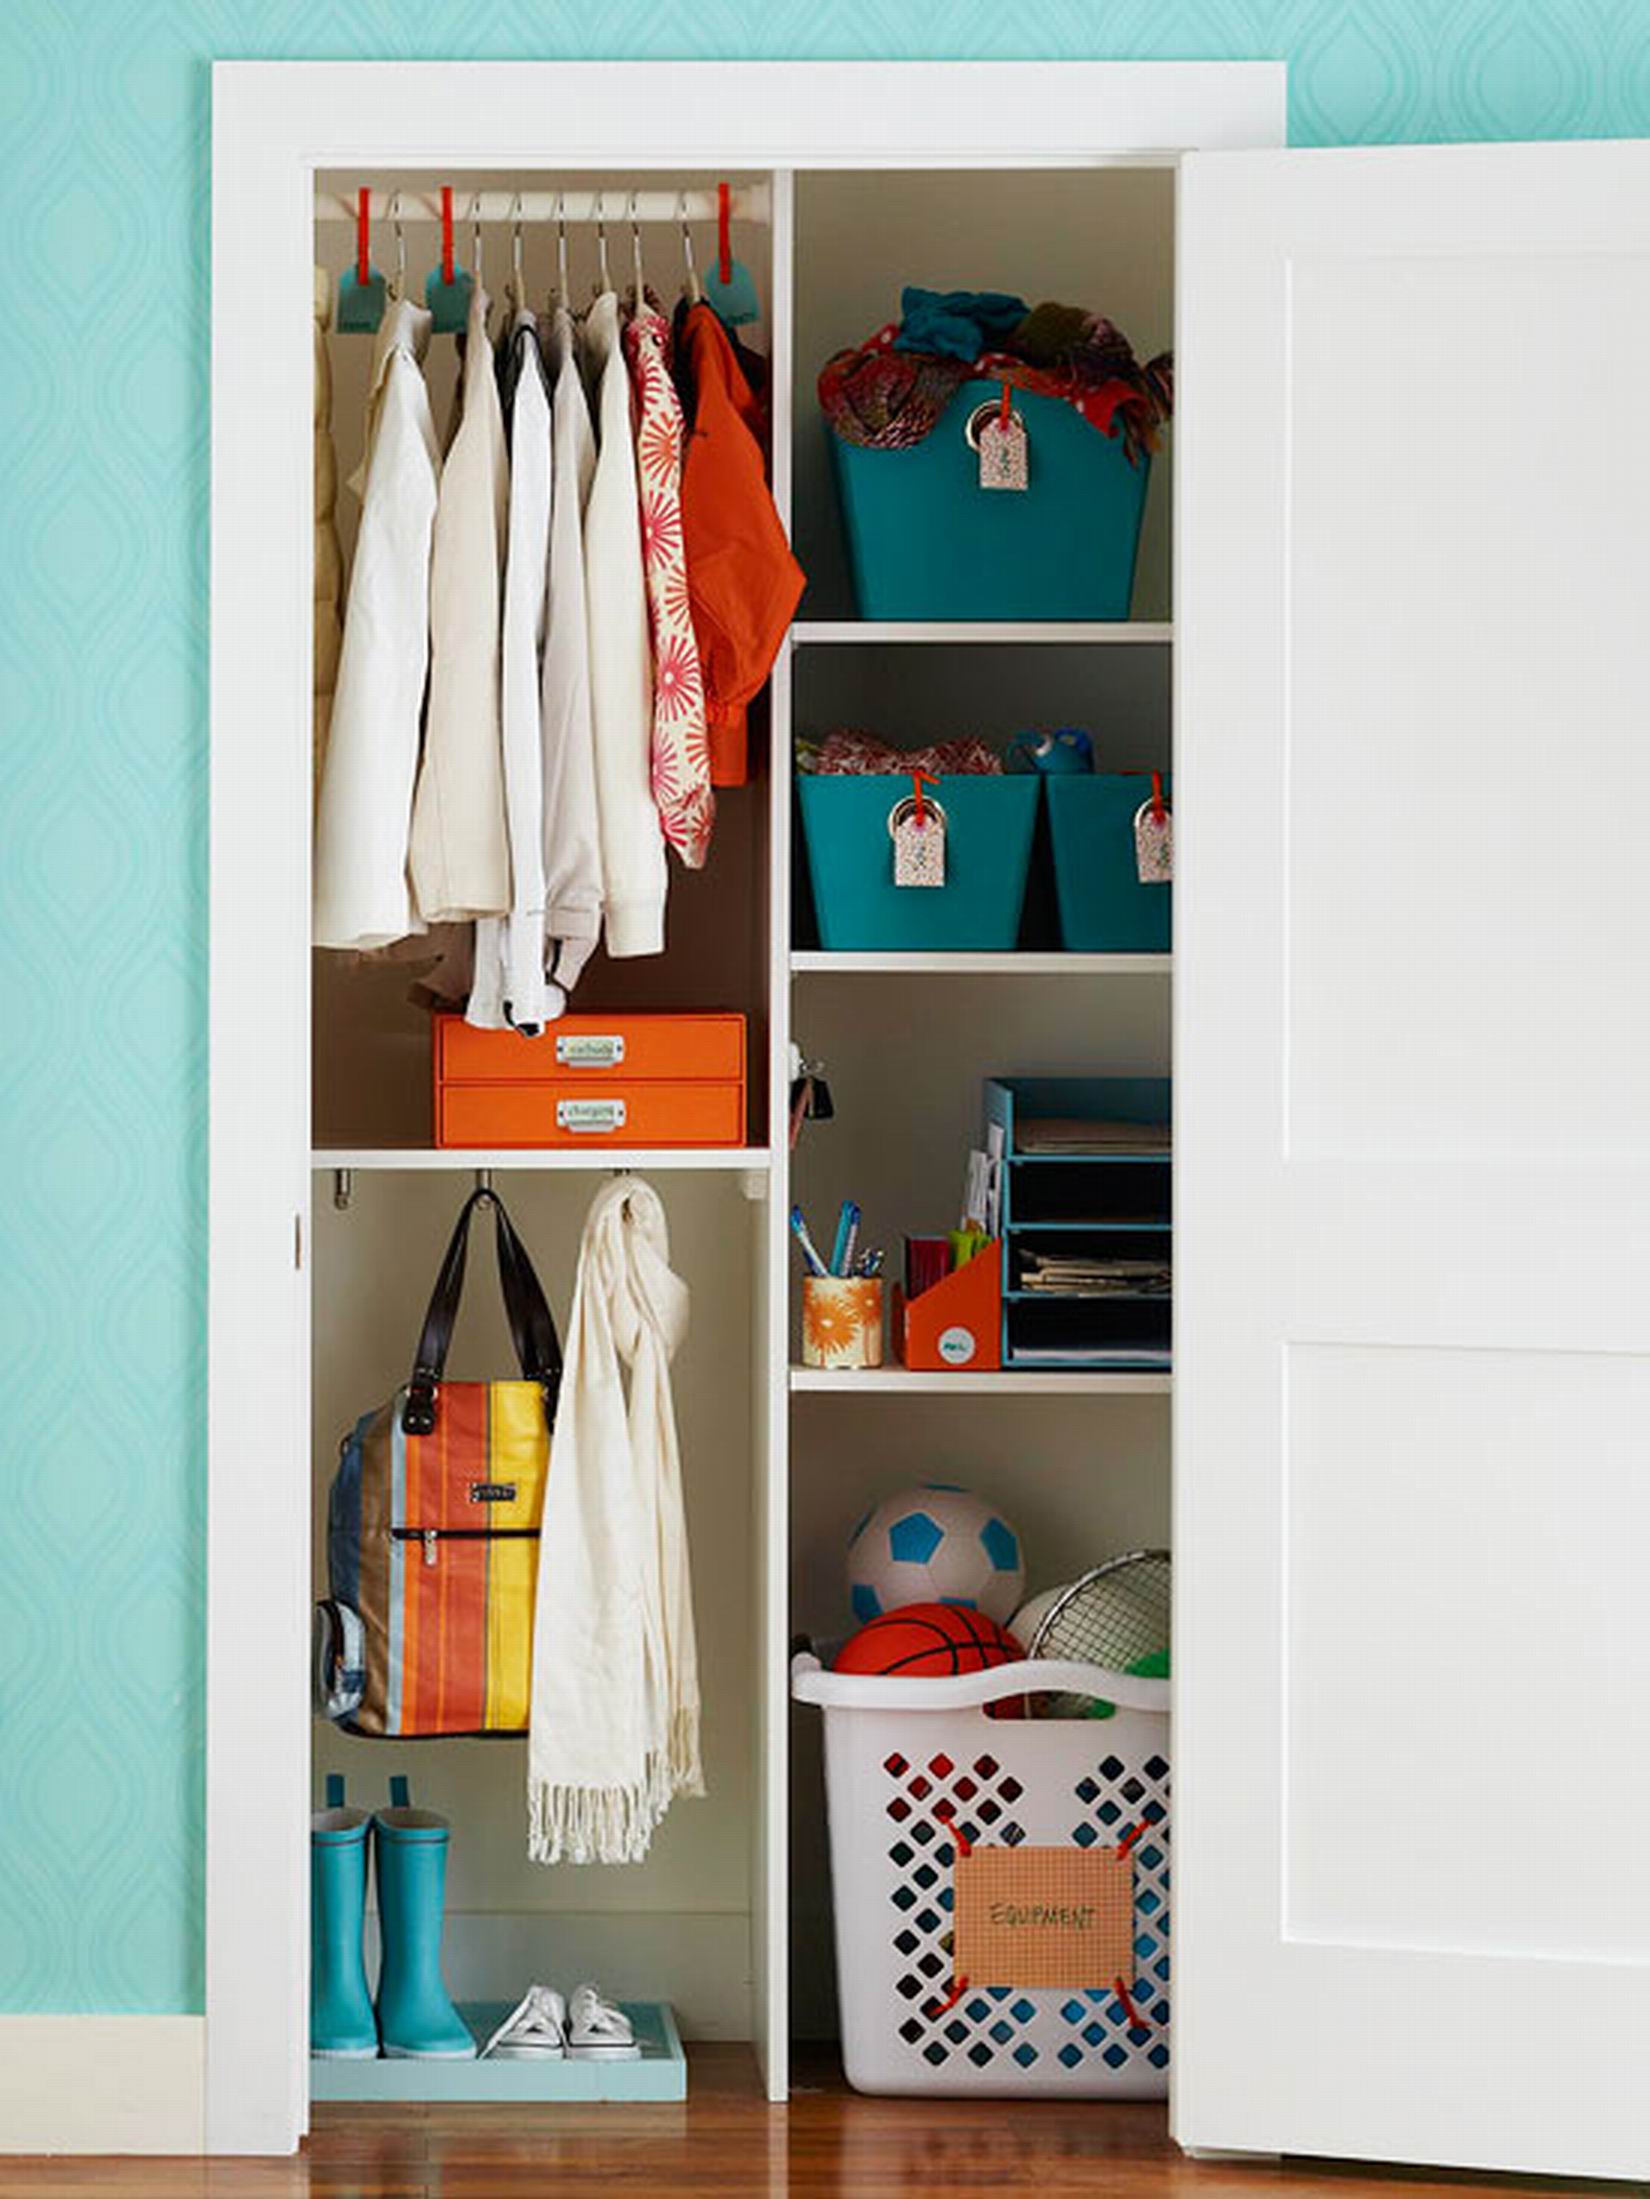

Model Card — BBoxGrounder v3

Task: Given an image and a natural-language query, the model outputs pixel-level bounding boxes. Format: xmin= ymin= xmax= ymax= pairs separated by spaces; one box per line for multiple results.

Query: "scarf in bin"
xmin=528 ymin=1177 xmax=703 ymax=1864
xmin=819 ymin=287 xmax=1173 ymax=465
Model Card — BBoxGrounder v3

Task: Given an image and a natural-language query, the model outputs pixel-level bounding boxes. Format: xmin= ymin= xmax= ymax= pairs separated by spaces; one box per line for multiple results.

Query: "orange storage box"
xmin=434 ymin=1013 xmax=747 ymax=1149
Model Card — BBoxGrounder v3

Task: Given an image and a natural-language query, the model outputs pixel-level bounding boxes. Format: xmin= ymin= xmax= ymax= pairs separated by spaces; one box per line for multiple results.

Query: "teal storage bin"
xmin=1046 ymin=773 xmax=1173 ymax=952
xmin=827 ymin=380 xmax=1150 ymax=621
xmin=799 ymin=775 xmax=1039 ymax=951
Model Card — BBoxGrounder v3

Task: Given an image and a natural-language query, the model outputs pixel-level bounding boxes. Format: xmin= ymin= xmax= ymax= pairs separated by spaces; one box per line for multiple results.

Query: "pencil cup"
xmin=802 ymin=1277 xmax=885 ymax=1370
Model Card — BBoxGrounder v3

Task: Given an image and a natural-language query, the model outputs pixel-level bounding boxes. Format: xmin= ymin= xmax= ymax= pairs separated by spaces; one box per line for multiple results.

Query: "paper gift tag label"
xmin=954 ymin=1843 xmax=1135 ymax=1989
xmin=978 ymin=408 xmax=1029 ymax=492
xmin=892 ymin=805 xmax=946 ymax=888
xmin=1134 ymin=798 xmax=1173 ymax=884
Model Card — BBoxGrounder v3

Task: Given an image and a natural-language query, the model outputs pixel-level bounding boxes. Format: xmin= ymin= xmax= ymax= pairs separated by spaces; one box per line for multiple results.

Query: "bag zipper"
xmin=391 ymin=1526 xmax=541 ymax=1569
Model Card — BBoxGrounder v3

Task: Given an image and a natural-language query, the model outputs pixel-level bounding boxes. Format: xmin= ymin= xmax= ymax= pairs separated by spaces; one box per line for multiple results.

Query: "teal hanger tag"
xmin=425 ymin=263 xmax=473 ymax=334
xmin=702 ymin=254 xmax=759 ymax=328
xmin=335 ymin=265 xmax=386 ymax=334
xmin=325 ymin=1771 xmax=346 ymax=1809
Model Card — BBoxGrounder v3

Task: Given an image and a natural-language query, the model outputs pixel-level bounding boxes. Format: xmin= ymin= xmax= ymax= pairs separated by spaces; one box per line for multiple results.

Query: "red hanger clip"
xmin=441 ymin=184 xmax=455 ymax=286
xmin=717 ymin=181 xmax=732 ymax=285
xmin=356 ymin=187 xmax=371 ymax=286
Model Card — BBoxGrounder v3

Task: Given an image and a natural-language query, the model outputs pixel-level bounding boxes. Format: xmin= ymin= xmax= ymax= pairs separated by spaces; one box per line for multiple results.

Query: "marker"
xmin=830 ymin=1199 xmax=860 ymax=1278
xmin=790 ymin=1205 xmax=829 ymax=1277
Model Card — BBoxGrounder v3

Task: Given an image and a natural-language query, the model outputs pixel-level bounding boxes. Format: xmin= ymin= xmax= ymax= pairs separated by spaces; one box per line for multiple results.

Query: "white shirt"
xmin=313 ymin=296 xmax=438 ymax=951
xmin=582 ymin=289 xmax=666 ymax=959
xmin=410 ymin=285 xmax=511 ymax=924
xmin=540 ymin=304 xmax=602 ymax=1000
xmin=470 ymin=314 xmax=553 ymax=1032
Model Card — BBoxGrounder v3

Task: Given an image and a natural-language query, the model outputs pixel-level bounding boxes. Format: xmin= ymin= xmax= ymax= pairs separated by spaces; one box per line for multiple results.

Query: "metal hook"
xmin=391 ymin=191 xmax=406 ymax=299
xmin=474 ymin=1166 xmax=495 ymax=1204
xmin=555 ymin=190 xmax=570 ymax=304
xmin=333 ymin=1168 xmax=354 ymax=1212
xmin=629 ymin=188 xmax=645 ymax=302
xmin=511 ymin=191 xmax=525 ymax=308
xmin=593 ymin=190 xmax=610 ymax=295
xmin=471 ymin=190 xmax=484 ymax=291
xmin=678 ymin=190 xmax=702 ymax=305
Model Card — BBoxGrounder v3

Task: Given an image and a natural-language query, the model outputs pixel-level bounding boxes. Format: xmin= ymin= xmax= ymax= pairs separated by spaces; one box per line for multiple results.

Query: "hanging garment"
xmin=539 ymin=304 xmax=602 ymax=1004
xmin=313 ymin=267 xmax=343 ymax=803
xmin=624 ymin=298 xmax=712 ymax=869
xmin=314 ymin=295 xmax=440 ymax=951
xmin=410 ymin=285 xmax=511 ymax=924
xmin=528 ymin=1177 xmax=702 ymax=1865
xmin=470 ymin=313 xmax=553 ymax=1033
xmin=582 ymin=290 xmax=667 ymax=959
xmin=675 ymin=302 xmax=805 ymax=788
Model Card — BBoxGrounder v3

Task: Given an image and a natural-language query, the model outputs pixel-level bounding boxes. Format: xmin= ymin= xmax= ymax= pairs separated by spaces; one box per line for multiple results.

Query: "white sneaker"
xmin=565 ymin=1981 xmax=640 ymax=2060
xmin=480 ymin=1984 xmax=567 ymax=2059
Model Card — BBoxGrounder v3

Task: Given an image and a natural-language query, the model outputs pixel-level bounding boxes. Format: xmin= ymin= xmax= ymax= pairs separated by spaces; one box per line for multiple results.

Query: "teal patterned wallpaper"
xmin=0 ymin=0 xmax=1642 ymax=2018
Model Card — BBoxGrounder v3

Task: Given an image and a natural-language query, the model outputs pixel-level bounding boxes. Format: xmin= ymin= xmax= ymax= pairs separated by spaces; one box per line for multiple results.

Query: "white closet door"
xmin=1175 ymin=140 xmax=1650 ymax=2179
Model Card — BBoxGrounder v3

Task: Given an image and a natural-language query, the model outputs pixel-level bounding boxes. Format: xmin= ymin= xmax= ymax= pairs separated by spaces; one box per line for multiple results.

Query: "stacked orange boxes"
xmin=433 ymin=1013 xmax=747 ymax=1149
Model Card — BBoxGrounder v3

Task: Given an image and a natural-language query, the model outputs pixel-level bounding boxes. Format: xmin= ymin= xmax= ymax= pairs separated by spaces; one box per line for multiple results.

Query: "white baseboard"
xmin=368 ymin=1909 xmax=753 ymax=2041
xmin=0 ymin=2016 xmax=205 ymax=2155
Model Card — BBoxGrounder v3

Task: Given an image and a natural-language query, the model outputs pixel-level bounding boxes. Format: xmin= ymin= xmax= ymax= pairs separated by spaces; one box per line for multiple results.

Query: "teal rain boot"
xmin=373 ymin=1776 xmax=476 ymax=2059
xmin=311 ymin=1774 xmax=377 ymax=2058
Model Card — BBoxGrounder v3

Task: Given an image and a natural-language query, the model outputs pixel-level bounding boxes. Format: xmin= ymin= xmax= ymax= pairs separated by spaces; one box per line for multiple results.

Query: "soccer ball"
xmin=847 ymin=1484 xmax=1025 ymax=1626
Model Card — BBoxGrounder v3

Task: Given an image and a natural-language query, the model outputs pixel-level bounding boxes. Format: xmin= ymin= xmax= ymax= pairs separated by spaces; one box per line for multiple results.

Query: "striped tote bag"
xmin=317 ymin=1187 xmax=561 ymax=1737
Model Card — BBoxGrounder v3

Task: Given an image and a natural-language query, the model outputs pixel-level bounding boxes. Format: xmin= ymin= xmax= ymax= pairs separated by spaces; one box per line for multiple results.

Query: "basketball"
xmin=833 ymin=1602 xmax=1025 ymax=1679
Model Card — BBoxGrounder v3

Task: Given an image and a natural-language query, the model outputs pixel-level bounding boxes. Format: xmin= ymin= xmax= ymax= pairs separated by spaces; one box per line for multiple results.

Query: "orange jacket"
xmin=677 ymin=305 xmax=805 ymax=786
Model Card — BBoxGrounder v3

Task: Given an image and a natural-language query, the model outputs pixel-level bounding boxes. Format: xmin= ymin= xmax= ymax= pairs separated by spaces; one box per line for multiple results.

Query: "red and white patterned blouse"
xmin=624 ymin=299 xmax=712 ymax=870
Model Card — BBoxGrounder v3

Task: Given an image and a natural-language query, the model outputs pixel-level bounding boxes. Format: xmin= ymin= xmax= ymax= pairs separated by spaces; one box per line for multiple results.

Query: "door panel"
xmin=1175 ymin=141 xmax=1650 ymax=2177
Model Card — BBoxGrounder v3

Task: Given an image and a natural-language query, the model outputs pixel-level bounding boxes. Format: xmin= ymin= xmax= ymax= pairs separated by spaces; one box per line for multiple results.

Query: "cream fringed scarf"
xmin=528 ymin=1176 xmax=703 ymax=1864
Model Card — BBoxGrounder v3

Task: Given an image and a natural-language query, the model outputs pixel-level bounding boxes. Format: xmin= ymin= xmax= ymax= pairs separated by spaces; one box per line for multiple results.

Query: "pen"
xmin=790 ymin=1205 xmax=829 ymax=1277
xmin=830 ymin=1199 xmax=860 ymax=1278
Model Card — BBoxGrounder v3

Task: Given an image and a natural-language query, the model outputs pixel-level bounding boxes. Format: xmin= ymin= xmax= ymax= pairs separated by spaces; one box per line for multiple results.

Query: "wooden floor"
xmin=0 ymin=2047 xmax=1601 ymax=2198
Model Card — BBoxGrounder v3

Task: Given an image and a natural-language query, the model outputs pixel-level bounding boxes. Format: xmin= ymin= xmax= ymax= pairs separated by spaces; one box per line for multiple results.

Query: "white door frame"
xmin=207 ymin=56 xmax=1284 ymax=2154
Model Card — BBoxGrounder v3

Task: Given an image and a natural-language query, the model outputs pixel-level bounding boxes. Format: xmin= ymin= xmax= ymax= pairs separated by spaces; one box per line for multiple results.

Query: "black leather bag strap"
xmin=402 ymin=1190 xmax=562 ymax=1435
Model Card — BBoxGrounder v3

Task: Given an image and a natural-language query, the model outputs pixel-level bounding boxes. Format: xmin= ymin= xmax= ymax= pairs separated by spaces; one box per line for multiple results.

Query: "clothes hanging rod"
xmin=313 ymin=184 xmax=771 ymax=227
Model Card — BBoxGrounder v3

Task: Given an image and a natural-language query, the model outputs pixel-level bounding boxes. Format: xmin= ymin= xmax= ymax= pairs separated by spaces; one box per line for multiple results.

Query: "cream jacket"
xmin=312 ymin=267 xmax=342 ymax=801
xmin=410 ymin=286 xmax=511 ymax=923
xmin=313 ymin=296 xmax=439 ymax=951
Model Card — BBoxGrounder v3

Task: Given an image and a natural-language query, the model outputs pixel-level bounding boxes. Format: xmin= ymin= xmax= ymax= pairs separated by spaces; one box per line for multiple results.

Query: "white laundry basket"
xmin=792 ymin=1651 xmax=1170 ymax=2098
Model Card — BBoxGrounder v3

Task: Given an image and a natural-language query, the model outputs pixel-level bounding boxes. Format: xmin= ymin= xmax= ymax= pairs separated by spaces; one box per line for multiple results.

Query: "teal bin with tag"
xmin=799 ymin=774 xmax=1040 ymax=951
xmin=1045 ymin=773 xmax=1173 ymax=952
xmin=827 ymin=379 xmax=1151 ymax=621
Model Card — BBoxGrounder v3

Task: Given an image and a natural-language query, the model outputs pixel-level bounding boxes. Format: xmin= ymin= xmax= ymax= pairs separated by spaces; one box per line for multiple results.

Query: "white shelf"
xmin=789 ymin=1367 xmax=1172 ymax=1395
xmin=792 ymin=951 xmax=1170 ymax=977
xmin=312 ymin=1147 xmax=772 ymax=1173
xmin=791 ymin=619 xmax=1172 ymax=646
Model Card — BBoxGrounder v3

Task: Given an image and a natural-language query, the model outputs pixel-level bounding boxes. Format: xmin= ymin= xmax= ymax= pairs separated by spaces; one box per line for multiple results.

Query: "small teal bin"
xmin=828 ymin=380 xmax=1150 ymax=621
xmin=799 ymin=774 xmax=1039 ymax=951
xmin=1046 ymin=773 xmax=1173 ymax=952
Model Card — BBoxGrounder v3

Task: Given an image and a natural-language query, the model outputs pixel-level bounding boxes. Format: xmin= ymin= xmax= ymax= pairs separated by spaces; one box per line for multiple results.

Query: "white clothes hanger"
xmin=391 ymin=191 xmax=407 ymax=300
xmin=593 ymin=191 xmax=611 ymax=296
xmin=679 ymin=191 xmax=703 ymax=306
xmin=629 ymin=190 xmax=646 ymax=305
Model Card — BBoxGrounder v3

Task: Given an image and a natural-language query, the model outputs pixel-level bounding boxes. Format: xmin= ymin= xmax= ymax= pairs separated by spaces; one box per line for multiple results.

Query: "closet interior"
xmin=308 ymin=155 xmax=1174 ymax=2092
